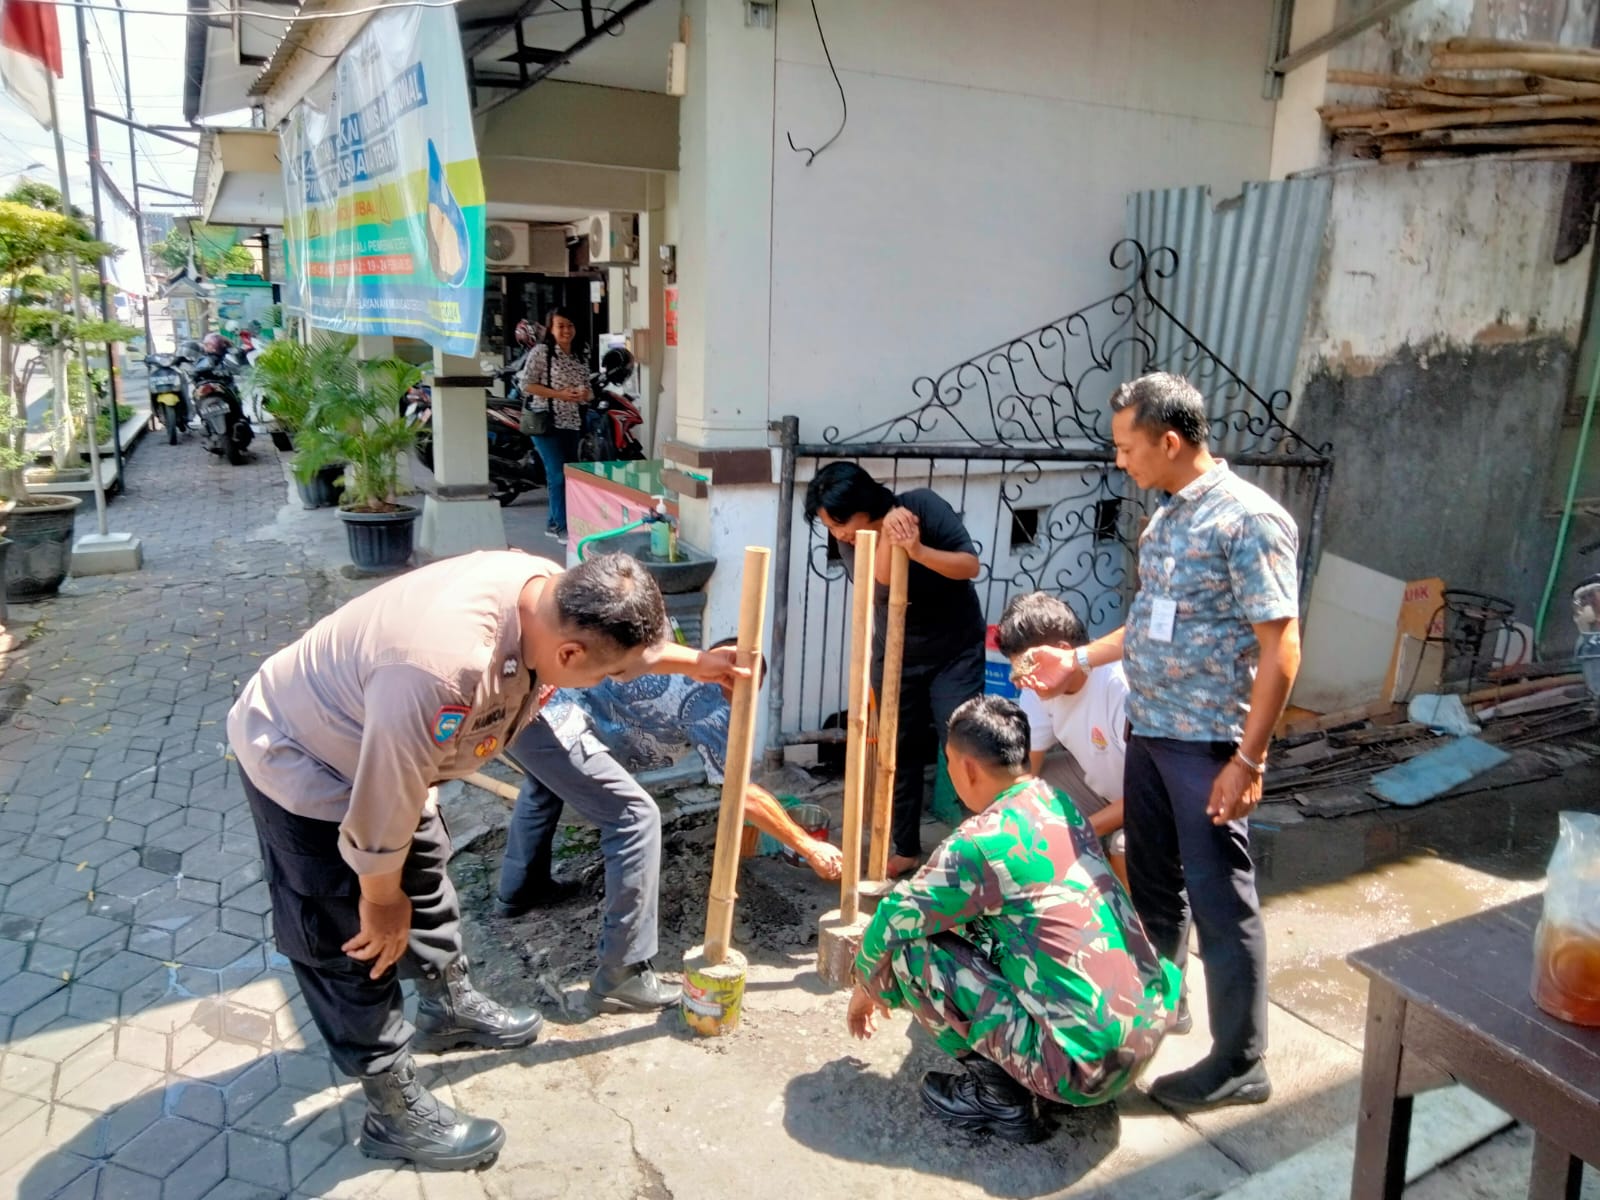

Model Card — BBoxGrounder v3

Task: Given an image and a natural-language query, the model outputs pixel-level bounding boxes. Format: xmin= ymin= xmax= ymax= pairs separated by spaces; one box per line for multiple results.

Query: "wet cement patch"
xmin=449 ymin=810 xmax=840 ymax=1020
xmin=1254 ymin=758 xmax=1599 ymax=1046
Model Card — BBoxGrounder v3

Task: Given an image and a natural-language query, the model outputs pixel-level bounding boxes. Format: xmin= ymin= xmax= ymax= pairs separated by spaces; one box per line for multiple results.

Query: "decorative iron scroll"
xmin=821 ymin=240 xmax=1331 ymax=462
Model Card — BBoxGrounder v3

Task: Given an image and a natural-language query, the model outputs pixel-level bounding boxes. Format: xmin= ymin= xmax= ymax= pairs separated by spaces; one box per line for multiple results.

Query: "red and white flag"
xmin=0 ymin=0 xmax=63 ymax=131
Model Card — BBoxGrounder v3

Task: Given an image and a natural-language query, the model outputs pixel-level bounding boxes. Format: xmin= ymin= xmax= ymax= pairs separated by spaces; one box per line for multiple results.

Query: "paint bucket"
xmin=779 ymin=803 xmax=831 ymax=867
xmin=680 ymin=944 xmax=747 ymax=1037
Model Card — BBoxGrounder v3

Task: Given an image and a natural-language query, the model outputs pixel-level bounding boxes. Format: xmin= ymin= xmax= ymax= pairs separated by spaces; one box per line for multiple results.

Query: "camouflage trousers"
xmin=882 ymin=931 xmax=1143 ymax=1106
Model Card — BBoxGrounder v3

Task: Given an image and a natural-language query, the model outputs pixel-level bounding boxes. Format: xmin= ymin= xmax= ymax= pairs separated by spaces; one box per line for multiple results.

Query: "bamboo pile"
xmin=1321 ymin=39 xmax=1600 ymax=165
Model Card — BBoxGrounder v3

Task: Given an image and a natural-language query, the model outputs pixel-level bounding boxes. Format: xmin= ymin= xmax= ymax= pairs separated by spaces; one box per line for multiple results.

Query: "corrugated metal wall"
xmin=1127 ymin=178 xmax=1332 ymax=444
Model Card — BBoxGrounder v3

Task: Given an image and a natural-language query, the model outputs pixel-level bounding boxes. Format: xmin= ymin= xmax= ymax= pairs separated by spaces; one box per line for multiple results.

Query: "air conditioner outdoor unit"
xmin=528 ymin=227 xmax=569 ymax=276
xmin=587 ymin=212 xmax=638 ymax=266
xmin=484 ymin=220 xmax=531 ymax=269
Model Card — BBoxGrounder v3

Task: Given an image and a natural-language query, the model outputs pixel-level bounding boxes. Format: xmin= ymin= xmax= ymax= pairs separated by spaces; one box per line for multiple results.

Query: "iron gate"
xmin=764 ymin=240 xmax=1334 ymax=765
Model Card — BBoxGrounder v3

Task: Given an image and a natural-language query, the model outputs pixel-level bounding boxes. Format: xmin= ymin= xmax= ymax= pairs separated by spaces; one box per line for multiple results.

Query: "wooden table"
xmin=1348 ymin=895 xmax=1600 ymax=1199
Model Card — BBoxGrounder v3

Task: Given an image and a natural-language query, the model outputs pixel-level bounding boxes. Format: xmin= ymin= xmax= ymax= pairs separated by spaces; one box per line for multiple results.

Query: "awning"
xmin=193 ymin=129 xmax=285 ymax=228
xmin=183 ymin=0 xmax=290 ymax=123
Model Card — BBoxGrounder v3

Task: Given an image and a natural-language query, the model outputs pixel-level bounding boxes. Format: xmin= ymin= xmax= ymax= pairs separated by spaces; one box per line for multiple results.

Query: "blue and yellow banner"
xmin=279 ymin=7 xmax=484 ymax=356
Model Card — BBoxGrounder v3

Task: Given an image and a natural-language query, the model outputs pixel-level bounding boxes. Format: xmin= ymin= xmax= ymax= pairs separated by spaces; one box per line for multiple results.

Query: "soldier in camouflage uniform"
xmin=847 ymin=696 xmax=1179 ymax=1142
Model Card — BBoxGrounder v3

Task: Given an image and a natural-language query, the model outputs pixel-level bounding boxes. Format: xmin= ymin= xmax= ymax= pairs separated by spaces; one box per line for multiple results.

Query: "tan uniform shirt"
xmin=228 ymin=550 xmax=562 ymax=875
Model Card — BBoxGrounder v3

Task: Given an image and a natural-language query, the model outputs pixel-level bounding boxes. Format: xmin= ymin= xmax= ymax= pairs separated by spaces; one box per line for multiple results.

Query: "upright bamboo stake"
xmin=838 ymin=530 xmax=877 ymax=925
xmin=815 ymin=531 xmax=879 ymax=989
xmin=867 ymin=546 xmax=910 ymax=882
xmin=701 ymin=546 xmax=771 ymax=965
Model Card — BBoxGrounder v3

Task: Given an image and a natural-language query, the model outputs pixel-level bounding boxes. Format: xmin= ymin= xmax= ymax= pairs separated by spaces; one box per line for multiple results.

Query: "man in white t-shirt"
xmin=996 ymin=592 xmax=1129 ymax=887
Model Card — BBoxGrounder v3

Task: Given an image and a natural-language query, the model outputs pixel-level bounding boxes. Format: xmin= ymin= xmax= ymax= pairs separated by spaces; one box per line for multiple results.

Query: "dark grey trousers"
xmin=1122 ymin=735 xmax=1268 ymax=1067
xmin=876 ymin=642 xmax=987 ymax=858
xmin=241 ymin=769 xmax=462 ymax=1079
xmin=500 ymin=717 xmax=661 ymax=970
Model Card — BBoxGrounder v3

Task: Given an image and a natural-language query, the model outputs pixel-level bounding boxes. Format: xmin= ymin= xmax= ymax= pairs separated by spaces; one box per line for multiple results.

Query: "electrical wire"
xmin=785 ymin=0 xmax=847 ymax=167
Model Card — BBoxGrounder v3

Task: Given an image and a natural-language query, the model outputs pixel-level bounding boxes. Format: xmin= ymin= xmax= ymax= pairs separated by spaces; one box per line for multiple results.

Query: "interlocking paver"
xmin=224 ymin=1131 xmax=291 ymax=1194
xmin=161 ymin=1132 xmax=227 ymax=1200
xmin=113 ymin=1115 xmax=217 ymax=1177
xmin=0 ymin=441 xmax=393 ymax=1197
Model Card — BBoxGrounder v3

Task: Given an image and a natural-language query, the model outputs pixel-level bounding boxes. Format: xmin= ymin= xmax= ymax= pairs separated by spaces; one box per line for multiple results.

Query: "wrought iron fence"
xmin=764 ymin=239 xmax=1334 ymax=763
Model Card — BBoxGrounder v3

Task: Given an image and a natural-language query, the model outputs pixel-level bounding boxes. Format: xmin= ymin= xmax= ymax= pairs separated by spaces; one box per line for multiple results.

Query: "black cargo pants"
xmin=242 ymin=769 xmax=463 ymax=1079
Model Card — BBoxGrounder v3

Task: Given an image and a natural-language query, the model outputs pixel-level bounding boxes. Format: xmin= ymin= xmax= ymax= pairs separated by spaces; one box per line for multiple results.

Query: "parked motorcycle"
xmin=406 ymin=372 xmax=548 ymax=506
xmin=189 ymin=332 xmax=255 ymax=465
xmin=144 ymin=351 xmax=191 ymax=445
xmin=576 ymin=347 xmax=646 ymax=464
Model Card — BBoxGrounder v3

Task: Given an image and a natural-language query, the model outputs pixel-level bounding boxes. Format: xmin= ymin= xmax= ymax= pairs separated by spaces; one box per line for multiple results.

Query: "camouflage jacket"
xmin=855 ymin=776 xmax=1178 ymax=1068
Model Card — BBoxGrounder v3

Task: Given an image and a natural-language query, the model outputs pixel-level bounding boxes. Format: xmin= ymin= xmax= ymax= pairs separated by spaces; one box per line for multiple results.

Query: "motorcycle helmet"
xmin=600 ymin=347 xmax=635 ymax=385
xmin=183 ymin=340 xmax=206 ymax=358
xmin=202 ymin=332 xmax=231 ymax=356
xmin=514 ymin=318 xmax=541 ymax=347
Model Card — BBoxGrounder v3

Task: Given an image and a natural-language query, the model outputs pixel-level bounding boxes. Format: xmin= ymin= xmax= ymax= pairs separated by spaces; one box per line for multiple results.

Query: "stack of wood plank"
xmin=1321 ymin=38 xmax=1600 ymax=165
xmin=1265 ymin=667 xmax=1599 ymax=816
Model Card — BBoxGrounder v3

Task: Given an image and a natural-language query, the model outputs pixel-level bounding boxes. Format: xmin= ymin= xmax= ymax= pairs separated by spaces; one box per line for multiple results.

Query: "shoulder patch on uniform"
xmin=433 ymin=705 xmax=470 ymax=743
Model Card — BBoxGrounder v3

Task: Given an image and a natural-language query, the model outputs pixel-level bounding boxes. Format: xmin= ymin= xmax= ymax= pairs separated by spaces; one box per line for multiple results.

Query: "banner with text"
xmin=279 ymin=6 xmax=484 ymax=356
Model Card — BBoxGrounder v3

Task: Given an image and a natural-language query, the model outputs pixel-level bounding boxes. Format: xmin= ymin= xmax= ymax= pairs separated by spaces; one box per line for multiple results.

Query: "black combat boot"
xmin=590 ymin=959 xmax=681 ymax=1010
xmin=919 ymin=1056 xmax=1048 ymax=1143
xmin=358 ymin=1057 xmax=505 ymax=1170
xmin=413 ymin=958 xmax=543 ymax=1053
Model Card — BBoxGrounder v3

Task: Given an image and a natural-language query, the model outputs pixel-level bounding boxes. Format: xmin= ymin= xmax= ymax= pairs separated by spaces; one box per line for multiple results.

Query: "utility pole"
xmin=74 ymin=0 xmax=125 ymax=483
xmin=114 ymin=0 xmax=155 ymax=354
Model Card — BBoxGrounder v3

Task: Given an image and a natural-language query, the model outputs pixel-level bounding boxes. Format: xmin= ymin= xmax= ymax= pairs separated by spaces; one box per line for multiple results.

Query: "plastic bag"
xmin=1531 ymin=811 xmax=1600 ymax=1025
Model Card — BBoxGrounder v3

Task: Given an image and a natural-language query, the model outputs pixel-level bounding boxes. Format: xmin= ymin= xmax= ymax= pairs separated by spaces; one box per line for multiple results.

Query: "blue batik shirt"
xmin=1123 ymin=462 xmax=1300 ymax=742
xmin=541 ymin=674 xmax=731 ymax=782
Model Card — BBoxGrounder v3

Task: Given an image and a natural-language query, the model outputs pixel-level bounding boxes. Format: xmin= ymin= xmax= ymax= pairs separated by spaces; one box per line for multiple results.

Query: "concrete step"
xmin=1212 ymin=1086 xmax=1511 ymax=1200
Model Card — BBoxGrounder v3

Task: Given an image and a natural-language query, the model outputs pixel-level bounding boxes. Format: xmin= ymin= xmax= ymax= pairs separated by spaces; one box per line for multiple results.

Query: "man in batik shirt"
xmin=1016 ymin=372 xmax=1302 ymax=1112
xmin=847 ymin=696 xmax=1178 ymax=1142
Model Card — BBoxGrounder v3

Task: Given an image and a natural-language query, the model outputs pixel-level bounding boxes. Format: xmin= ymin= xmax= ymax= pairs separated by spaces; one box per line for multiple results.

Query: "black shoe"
xmin=358 ymin=1058 xmax=505 ymax=1170
xmin=413 ymin=958 xmax=543 ymax=1054
xmin=591 ymin=960 xmax=681 ymax=1011
xmin=494 ymin=878 xmax=582 ymax=918
xmin=1171 ymin=996 xmax=1193 ymax=1036
xmin=919 ymin=1057 xmax=1048 ymax=1144
xmin=1149 ymin=1055 xmax=1271 ymax=1111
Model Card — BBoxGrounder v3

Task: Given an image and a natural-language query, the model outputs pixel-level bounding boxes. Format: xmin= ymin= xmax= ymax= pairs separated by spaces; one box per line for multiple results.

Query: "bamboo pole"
xmin=1388 ymin=89 xmax=1567 ymax=109
xmin=1326 ymin=69 xmax=1424 ymax=89
xmin=1431 ymin=51 xmax=1600 ymax=80
xmin=701 ymin=546 xmax=772 ymax=966
xmin=867 ymin=546 xmax=909 ymax=882
xmin=838 ymin=530 xmax=877 ymax=925
xmin=1420 ymin=72 xmax=1545 ymax=95
xmin=1532 ymin=76 xmax=1600 ymax=98
xmin=1444 ymin=37 xmax=1600 ymax=58
xmin=1373 ymin=100 xmax=1600 ymax=136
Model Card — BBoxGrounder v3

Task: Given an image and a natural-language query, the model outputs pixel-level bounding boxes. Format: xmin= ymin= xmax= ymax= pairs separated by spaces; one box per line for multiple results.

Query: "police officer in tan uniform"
xmin=228 ymin=550 xmax=740 ymax=1171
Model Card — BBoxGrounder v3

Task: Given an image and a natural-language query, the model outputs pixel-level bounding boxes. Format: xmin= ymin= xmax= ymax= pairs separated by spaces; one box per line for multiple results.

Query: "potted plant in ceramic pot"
xmin=294 ymin=351 xmax=425 ymax=573
xmin=247 ymin=333 xmax=351 ymax=507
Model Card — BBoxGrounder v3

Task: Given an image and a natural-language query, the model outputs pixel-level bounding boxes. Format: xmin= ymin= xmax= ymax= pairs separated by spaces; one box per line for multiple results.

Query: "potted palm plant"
xmin=294 ymin=350 xmax=425 ymax=573
xmin=247 ymin=334 xmax=349 ymax=507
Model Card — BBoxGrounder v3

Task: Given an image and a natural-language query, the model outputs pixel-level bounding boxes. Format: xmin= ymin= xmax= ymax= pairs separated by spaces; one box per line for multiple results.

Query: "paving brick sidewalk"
xmin=0 ymin=437 xmax=466 ymax=1200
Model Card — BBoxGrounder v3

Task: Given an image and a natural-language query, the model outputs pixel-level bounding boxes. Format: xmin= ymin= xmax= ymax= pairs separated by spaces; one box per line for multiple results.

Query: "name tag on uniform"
xmin=1149 ymin=597 xmax=1177 ymax=643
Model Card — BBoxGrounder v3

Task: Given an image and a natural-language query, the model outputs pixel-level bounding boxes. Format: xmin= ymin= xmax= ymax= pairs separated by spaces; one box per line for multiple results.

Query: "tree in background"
xmin=151 ymin=225 xmax=256 ymax=278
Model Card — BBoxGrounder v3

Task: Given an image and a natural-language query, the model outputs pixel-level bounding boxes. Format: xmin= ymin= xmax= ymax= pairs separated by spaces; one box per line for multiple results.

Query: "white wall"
xmin=767 ymin=0 xmax=1276 ymax=442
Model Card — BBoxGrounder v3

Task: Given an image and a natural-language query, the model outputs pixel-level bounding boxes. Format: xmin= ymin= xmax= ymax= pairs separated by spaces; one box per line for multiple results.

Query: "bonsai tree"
xmin=293 ymin=348 xmax=425 ymax=512
xmin=0 ymin=186 xmax=126 ymax=500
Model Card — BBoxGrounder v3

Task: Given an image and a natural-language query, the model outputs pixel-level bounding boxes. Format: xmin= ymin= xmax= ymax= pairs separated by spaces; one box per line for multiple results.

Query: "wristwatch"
xmin=1073 ymin=646 xmax=1092 ymax=675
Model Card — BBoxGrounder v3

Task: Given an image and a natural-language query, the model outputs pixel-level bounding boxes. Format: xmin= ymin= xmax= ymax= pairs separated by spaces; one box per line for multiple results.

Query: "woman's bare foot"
xmin=886 ymin=853 xmax=921 ymax=879
xmin=805 ymin=841 xmax=843 ymax=881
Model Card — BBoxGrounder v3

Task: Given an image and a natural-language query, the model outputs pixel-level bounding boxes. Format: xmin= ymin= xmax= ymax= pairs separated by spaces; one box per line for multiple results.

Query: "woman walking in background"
xmin=519 ymin=306 xmax=589 ymax=541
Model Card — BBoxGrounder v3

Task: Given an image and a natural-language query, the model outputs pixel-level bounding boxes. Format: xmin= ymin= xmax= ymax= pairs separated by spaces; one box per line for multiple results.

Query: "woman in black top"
xmin=805 ymin=462 xmax=987 ymax=875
